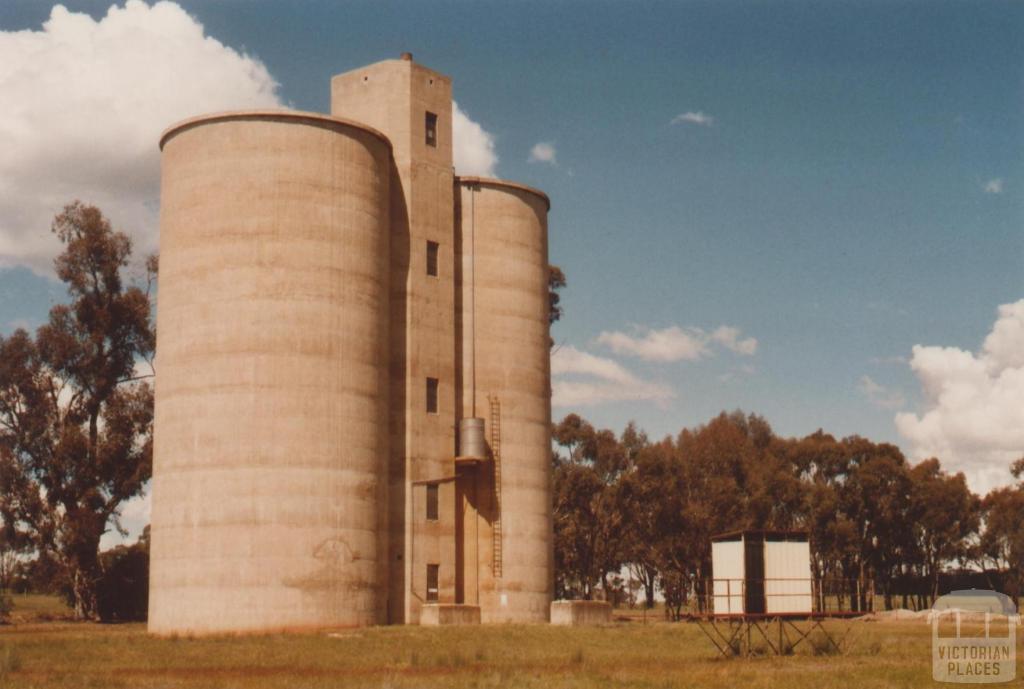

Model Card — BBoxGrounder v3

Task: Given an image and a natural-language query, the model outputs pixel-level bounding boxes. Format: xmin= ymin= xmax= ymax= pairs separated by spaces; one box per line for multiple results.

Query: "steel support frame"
xmin=694 ymin=616 xmax=853 ymax=658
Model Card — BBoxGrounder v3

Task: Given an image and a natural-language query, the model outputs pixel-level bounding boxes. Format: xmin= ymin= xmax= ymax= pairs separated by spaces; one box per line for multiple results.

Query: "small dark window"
xmin=426 ymin=241 xmax=439 ymax=276
xmin=426 ymin=564 xmax=439 ymax=602
xmin=426 ymin=484 xmax=439 ymax=521
xmin=426 ymin=377 xmax=439 ymax=414
xmin=425 ymin=111 xmax=437 ymax=147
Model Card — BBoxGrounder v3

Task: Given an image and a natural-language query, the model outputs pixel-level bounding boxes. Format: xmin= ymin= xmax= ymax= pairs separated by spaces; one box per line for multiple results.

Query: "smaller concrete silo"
xmin=455 ymin=177 xmax=553 ymax=623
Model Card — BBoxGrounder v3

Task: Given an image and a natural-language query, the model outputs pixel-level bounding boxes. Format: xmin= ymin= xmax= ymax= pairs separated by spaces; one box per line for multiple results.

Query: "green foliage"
xmin=980 ymin=478 xmax=1024 ymax=603
xmin=0 ymin=202 xmax=156 ymax=621
xmin=96 ymin=529 xmax=149 ymax=623
xmin=552 ymin=409 xmax=1008 ymax=615
xmin=548 ymin=264 xmax=566 ymax=326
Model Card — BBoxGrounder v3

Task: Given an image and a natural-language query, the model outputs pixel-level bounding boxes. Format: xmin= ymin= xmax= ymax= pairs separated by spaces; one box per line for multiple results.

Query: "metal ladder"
xmin=489 ymin=395 xmax=502 ymax=578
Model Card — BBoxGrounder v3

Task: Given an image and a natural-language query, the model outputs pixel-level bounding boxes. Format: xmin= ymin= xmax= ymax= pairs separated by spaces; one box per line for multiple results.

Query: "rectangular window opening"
xmin=426 ymin=564 xmax=439 ymax=602
xmin=426 ymin=484 xmax=439 ymax=521
xmin=426 ymin=377 xmax=439 ymax=414
xmin=426 ymin=240 xmax=439 ymax=277
xmin=425 ymin=111 xmax=437 ymax=147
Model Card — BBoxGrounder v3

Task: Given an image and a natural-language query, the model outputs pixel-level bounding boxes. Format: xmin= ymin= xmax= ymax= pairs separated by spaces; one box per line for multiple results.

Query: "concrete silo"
xmin=454 ymin=178 xmax=553 ymax=622
xmin=149 ymin=111 xmax=392 ymax=634
xmin=149 ymin=55 xmax=554 ymax=632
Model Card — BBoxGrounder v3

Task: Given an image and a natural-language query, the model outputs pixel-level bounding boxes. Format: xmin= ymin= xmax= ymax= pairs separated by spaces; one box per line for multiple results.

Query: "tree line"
xmin=553 ymin=411 xmax=1024 ymax=619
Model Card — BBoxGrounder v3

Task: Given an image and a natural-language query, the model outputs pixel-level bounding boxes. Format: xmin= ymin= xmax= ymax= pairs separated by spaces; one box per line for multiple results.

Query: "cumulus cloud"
xmin=551 ymin=345 xmax=673 ymax=407
xmin=598 ymin=326 xmax=707 ymax=362
xmin=0 ymin=1 xmax=283 ymax=274
xmin=710 ymin=325 xmax=758 ymax=355
xmin=858 ymin=375 xmax=906 ymax=410
xmin=453 ymin=101 xmax=498 ymax=177
xmin=528 ymin=142 xmax=557 ymax=165
xmin=895 ymin=300 xmax=1024 ymax=492
xmin=0 ymin=3 xmax=504 ymax=272
xmin=983 ymin=178 xmax=1004 ymax=194
xmin=596 ymin=324 xmax=757 ymax=362
xmin=671 ymin=111 xmax=714 ymax=127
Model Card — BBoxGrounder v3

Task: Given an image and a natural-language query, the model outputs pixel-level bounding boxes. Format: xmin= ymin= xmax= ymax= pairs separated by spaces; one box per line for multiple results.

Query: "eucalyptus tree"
xmin=0 ymin=202 xmax=155 ymax=619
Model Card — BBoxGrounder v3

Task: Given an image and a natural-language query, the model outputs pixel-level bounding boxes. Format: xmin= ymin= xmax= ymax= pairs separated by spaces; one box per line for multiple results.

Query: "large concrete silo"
xmin=455 ymin=177 xmax=553 ymax=622
xmin=149 ymin=111 xmax=392 ymax=634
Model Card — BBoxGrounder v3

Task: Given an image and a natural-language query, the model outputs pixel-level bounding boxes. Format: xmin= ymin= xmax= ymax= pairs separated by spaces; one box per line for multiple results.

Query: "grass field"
xmin=1 ymin=596 xmax=1020 ymax=688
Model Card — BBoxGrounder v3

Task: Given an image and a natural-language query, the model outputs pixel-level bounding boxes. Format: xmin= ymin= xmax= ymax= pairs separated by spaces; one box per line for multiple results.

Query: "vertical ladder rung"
xmin=489 ymin=394 xmax=502 ymax=578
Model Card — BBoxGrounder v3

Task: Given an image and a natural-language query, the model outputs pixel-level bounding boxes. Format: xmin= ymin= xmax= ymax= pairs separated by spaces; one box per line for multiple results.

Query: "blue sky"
xmin=1 ymin=1 xmax=1022 ymax=513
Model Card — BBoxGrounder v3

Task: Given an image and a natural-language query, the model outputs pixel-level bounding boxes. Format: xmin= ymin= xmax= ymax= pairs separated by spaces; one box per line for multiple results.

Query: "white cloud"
xmin=0 ymin=1 xmax=283 ymax=274
xmin=710 ymin=325 xmax=758 ymax=355
xmin=452 ymin=101 xmax=497 ymax=177
xmin=550 ymin=345 xmax=673 ymax=407
xmin=0 ymin=4 xmax=503 ymax=272
xmin=983 ymin=178 xmax=1004 ymax=194
xmin=596 ymin=324 xmax=757 ymax=362
xmin=528 ymin=142 xmax=557 ymax=165
xmin=598 ymin=326 xmax=707 ymax=362
xmin=858 ymin=375 xmax=906 ymax=410
xmin=671 ymin=111 xmax=714 ymax=127
xmin=895 ymin=300 xmax=1024 ymax=492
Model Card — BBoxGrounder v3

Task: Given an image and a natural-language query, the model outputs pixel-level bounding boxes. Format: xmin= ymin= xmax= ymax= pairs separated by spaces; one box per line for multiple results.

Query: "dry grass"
xmin=3 ymin=594 xmax=75 ymax=625
xmin=0 ymin=597 xmax=1018 ymax=688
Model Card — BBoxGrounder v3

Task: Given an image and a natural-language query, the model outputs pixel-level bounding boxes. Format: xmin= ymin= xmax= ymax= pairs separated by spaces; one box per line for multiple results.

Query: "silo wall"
xmin=455 ymin=177 xmax=553 ymax=622
xmin=149 ymin=112 xmax=392 ymax=634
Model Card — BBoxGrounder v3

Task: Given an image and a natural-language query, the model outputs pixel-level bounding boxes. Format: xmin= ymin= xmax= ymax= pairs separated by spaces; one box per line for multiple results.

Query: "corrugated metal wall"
xmin=763 ymin=541 xmax=813 ymax=614
xmin=712 ymin=541 xmax=745 ymax=614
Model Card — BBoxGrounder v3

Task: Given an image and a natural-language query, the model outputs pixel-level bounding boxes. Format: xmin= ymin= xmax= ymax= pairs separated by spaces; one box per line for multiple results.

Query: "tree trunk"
xmin=643 ymin=565 xmax=657 ymax=609
xmin=65 ymin=516 xmax=103 ymax=621
xmin=69 ymin=552 xmax=100 ymax=621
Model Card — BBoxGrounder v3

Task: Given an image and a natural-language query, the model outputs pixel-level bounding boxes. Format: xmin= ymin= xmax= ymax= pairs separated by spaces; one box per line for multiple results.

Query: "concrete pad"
xmin=550 ymin=600 xmax=612 ymax=626
xmin=419 ymin=604 xmax=481 ymax=626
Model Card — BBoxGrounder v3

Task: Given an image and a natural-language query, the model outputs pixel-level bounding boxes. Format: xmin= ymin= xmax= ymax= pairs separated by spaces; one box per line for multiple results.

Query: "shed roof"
xmin=711 ymin=529 xmax=809 ymax=543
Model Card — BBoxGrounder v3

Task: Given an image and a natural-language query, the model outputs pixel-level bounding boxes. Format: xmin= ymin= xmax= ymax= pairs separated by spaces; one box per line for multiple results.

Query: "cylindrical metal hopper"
xmin=458 ymin=418 xmax=487 ymax=458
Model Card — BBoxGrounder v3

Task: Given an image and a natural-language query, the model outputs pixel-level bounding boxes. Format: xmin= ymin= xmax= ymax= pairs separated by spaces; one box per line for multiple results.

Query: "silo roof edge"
xmin=159 ymin=109 xmax=392 ymax=151
xmin=456 ymin=176 xmax=551 ymax=211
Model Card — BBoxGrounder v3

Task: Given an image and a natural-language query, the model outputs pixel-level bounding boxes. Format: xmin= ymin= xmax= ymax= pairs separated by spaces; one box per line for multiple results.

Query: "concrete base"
xmin=419 ymin=604 xmax=482 ymax=626
xmin=550 ymin=600 xmax=612 ymax=626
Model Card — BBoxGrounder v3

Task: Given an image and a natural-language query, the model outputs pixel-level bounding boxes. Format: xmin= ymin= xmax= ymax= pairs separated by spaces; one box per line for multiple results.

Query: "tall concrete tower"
xmin=149 ymin=55 xmax=552 ymax=634
xmin=332 ymin=54 xmax=459 ymax=626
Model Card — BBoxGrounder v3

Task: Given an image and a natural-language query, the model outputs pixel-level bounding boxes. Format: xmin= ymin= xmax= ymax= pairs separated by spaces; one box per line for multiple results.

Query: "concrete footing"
xmin=550 ymin=600 xmax=612 ymax=626
xmin=419 ymin=604 xmax=482 ymax=626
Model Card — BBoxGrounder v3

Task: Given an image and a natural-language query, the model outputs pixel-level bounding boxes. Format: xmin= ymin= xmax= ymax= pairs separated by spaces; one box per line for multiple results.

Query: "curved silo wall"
xmin=150 ymin=112 xmax=392 ymax=634
xmin=455 ymin=178 xmax=553 ymax=622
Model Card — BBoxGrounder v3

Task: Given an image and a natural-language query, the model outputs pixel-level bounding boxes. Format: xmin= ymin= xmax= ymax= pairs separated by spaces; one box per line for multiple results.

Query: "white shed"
xmin=711 ymin=530 xmax=813 ymax=616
